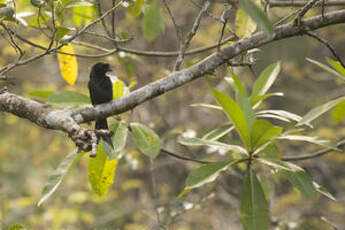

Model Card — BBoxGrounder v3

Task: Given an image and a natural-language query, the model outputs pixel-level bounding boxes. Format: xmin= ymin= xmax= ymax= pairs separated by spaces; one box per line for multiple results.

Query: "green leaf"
xmin=113 ymin=80 xmax=124 ymax=99
xmin=38 ymin=149 xmax=82 ymax=206
xmin=73 ymin=5 xmax=95 ymax=26
xmin=210 ymin=88 xmax=250 ymax=148
xmin=178 ymin=136 xmax=248 ymax=155
xmin=179 ymin=160 xmax=240 ymax=197
xmin=312 ymin=182 xmax=336 ymax=201
xmin=128 ymin=0 xmax=145 ymax=17
xmin=109 ymin=121 xmax=128 ymax=153
xmin=251 ymin=62 xmax=281 ymax=101
xmin=260 ymin=143 xmax=280 ymax=158
xmin=250 ymin=120 xmax=282 ymax=150
xmin=327 ymin=57 xmax=345 ymax=77
xmin=101 ymin=139 xmax=116 ymax=160
xmin=142 ymin=0 xmax=165 ymax=42
xmin=7 ymin=224 xmax=27 ymax=230
xmin=130 ymin=122 xmax=161 ymax=158
xmin=47 ymin=90 xmax=91 ymax=106
xmin=239 ymin=0 xmax=274 ymax=37
xmin=282 ymin=170 xmax=317 ymax=199
xmin=202 ymin=124 xmax=234 ymax=141
xmin=235 ymin=7 xmax=257 ymax=38
xmin=237 ymin=93 xmax=256 ymax=140
xmin=307 ymin=58 xmax=345 ymax=81
xmin=55 ymin=26 xmax=70 ymax=41
xmin=332 ymin=100 xmax=345 ymax=123
xmin=251 ymin=92 xmax=283 ymax=107
xmin=190 ymin=103 xmax=223 ymax=111
xmin=27 ymin=90 xmax=53 ymax=99
xmin=88 ymin=144 xmax=118 ymax=196
xmin=228 ymin=71 xmax=247 ymax=97
xmin=276 ymin=135 xmax=339 ymax=150
xmin=256 ymin=109 xmax=302 ymax=123
xmin=297 ymin=96 xmax=345 ymax=127
xmin=258 ymin=158 xmax=303 ymax=172
xmin=240 ymin=169 xmax=269 ymax=230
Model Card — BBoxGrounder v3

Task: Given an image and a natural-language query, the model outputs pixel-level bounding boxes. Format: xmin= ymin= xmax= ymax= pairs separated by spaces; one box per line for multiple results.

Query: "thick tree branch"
xmin=1 ymin=9 xmax=345 ymax=149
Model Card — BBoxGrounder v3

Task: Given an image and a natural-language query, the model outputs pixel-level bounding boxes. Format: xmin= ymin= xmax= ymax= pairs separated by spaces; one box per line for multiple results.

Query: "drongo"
xmin=88 ymin=62 xmax=114 ymax=149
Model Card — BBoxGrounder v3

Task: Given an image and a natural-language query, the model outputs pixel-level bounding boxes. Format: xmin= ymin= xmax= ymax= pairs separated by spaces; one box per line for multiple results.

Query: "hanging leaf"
xmin=235 ymin=7 xmax=257 ymax=38
xmin=130 ymin=122 xmax=161 ymax=158
xmin=57 ymin=43 xmax=78 ymax=85
xmin=179 ymin=160 xmax=240 ymax=197
xmin=110 ymin=121 xmax=128 ymax=153
xmin=297 ymin=96 xmax=345 ymax=127
xmin=240 ymin=169 xmax=269 ymax=230
xmin=88 ymin=143 xmax=118 ymax=196
xmin=38 ymin=149 xmax=82 ymax=206
xmin=47 ymin=90 xmax=90 ymax=106
xmin=142 ymin=0 xmax=165 ymax=42
xmin=251 ymin=62 xmax=281 ymax=102
xmin=239 ymin=0 xmax=274 ymax=37
xmin=282 ymin=170 xmax=317 ymax=199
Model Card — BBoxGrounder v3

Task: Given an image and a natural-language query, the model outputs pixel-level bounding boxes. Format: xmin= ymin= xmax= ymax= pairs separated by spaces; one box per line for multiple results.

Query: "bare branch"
xmin=305 ymin=31 xmax=345 ymax=69
xmin=281 ymin=139 xmax=345 ymax=161
xmin=269 ymin=0 xmax=345 ymax=7
xmin=174 ymin=0 xmax=210 ymax=71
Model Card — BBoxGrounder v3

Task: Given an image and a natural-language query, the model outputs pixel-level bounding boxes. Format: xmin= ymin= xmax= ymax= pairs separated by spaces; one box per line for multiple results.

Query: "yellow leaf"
xmin=57 ymin=43 xmax=78 ymax=85
xmin=235 ymin=7 xmax=257 ymax=38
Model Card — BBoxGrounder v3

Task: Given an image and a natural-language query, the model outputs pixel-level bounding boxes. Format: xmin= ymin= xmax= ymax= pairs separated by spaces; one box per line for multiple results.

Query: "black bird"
xmin=88 ymin=62 xmax=114 ymax=149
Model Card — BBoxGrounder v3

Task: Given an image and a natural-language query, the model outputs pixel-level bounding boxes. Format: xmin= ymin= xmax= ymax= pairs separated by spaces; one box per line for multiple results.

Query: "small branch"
xmin=162 ymin=0 xmax=182 ymax=42
xmin=305 ymin=31 xmax=345 ymax=69
xmin=294 ymin=0 xmax=320 ymax=26
xmin=161 ymin=148 xmax=211 ymax=164
xmin=281 ymin=139 xmax=345 ymax=161
xmin=174 ymin=0 xmax=210 ymax=71
xmin=269 ymin=0 xmax=345 ymax=7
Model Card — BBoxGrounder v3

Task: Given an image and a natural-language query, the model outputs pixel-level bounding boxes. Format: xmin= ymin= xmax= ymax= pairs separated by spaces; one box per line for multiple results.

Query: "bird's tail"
xmin=95 ymin=118 xmax=114 ymax=149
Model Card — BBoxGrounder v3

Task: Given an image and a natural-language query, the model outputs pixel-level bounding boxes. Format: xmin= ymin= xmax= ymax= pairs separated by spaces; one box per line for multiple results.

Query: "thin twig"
xmin=162 ymin=0 xmax=182 ymax=41
xmin=294 ymin=0 xmax=320 ymax=26
xmin=174 ymin=0 xmax=210 ymax=71
xmin=269 ymin=0 xmax=345 ymax=7
xmin=305 ymin=31 xmax=345 ymax=69
xmin=150 ymin=159 xmax=162 ymax=229
xmin=161 ymin=148 xmax=211 ymax=164
xmin=281 ymin=139 xmax=345 ymax=161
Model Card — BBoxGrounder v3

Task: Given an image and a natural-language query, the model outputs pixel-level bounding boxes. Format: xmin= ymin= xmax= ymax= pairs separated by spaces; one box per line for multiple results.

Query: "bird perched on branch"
xmin=88 ymin=62 xmax=114 ymax=149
